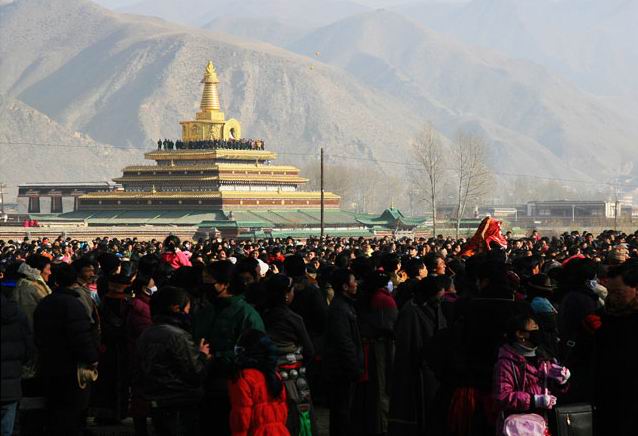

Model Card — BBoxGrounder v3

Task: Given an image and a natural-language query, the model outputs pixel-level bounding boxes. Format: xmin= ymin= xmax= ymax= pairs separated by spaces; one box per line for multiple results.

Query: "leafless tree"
xmin=452 ymin=130 xmax=492 ymax=238
xmin=412 ymin=123 xmax=446 ymax=236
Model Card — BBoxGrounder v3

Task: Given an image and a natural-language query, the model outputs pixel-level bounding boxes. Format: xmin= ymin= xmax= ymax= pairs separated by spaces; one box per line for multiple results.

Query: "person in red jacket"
xmin=228 ymin=329 xmax=289 ymax=436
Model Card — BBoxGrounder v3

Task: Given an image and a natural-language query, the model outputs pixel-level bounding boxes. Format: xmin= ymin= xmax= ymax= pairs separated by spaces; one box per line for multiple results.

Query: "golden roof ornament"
xmin=200 ymin=60 xmax=221 ymax=111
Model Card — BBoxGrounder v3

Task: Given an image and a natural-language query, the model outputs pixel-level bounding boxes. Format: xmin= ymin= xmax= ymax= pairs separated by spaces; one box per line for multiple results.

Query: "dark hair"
xmin=330 ymin=268 xmax=353 ymax=294
xmin=131 ymin=273 xmax=153 ymax=296
xmin=204 ymin=260 xmax=235 ymax=286
xmin=150 ymin=286 xmax=190 ymax=318
xmin=25 ymin=254 xmax=51 ymax=272
xmin=163 ymin=235 xmax=181 ymax=252
xmin=236 ymin=257 xmax=260 ymax=280
xmin=233 ymin=329 xmax=282 ymax=399
xmin=109 ymin=261 xmax=137 ymax=285
xmin=607 ymin=261 xmax=638 ymax=288
xmin=404 ymin=258 xmax=426 ymax=279
xmin=506 ymin=314 xmax=535 ymax=343
xmin=424 ymin=253 xmax=444 ymax=273
xmin=50 ymin=263 xmax=77 ymax=289
xmin=265 ymin=273 xmax=293 ymax=307
xmin=72 ymin=256 xmax=97 ymax=273
xmin=283 ymin=255 xmax=306 ymax=277
xmin=381 ymin=253 xmax=400 ymax=273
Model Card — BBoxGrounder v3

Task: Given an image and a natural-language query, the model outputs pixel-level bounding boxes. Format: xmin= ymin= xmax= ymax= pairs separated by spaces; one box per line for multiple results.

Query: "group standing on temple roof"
xmin=157 ymin=138 xmax=265 ymax=151
xmin=0 ymin=226 xmax=637 ymax=436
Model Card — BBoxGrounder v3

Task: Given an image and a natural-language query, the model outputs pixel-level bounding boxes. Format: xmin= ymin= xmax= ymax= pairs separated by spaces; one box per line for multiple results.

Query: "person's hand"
xmin=199 ymin=339 xmax=211 ymax=359
xmin=547 ymin=363 xmax=571 ymax=384
xmin=534 ymin=393 xmax=557 ymax=409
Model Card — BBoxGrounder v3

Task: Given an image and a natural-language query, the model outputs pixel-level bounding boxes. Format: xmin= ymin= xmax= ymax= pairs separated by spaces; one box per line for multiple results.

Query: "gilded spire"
xmin=200 ymin=60 xmax=221 ymax=111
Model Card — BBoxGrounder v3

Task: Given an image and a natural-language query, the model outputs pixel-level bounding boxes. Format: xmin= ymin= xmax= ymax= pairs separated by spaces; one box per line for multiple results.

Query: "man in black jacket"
xmin=34 ymin=263 xmax=99 ymax=436
xmin=1 ymin=293 xmax=34 ymax=436
xmin=324 ymin=268 xmax=363 ymax=436
xmin=136 ymin=286 xmax=210 ymax=436
xmin=592 ymin=260 xmax=638 ymax=436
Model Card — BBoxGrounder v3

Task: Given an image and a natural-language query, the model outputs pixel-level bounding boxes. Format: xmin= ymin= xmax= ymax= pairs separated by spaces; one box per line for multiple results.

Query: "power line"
xmin=2 ymin=140 xmax=636 ymax=188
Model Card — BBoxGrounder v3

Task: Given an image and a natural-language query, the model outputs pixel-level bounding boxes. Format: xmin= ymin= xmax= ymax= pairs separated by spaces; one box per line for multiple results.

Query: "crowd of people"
xmin=0 ymin=223 xmax=636 ymax=436
xmin=157 ymin=138 xmax=265 ymax=151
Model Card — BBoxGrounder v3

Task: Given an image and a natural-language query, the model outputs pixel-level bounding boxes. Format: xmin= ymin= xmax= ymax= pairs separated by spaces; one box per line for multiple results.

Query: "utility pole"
xmin=320 ymin=148 xmax=325 ymax=239
xmin=0 ymin=182 xmax=6 ymax=215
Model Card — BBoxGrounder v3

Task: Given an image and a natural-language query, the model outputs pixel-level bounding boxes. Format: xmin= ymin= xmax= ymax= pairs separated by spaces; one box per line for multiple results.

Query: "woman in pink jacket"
xmin=493 ymin=314 xmax=570 ymax=435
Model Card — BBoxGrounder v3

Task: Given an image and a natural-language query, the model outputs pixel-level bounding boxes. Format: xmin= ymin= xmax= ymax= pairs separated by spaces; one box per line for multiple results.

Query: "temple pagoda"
xmin=77 ymin=61 xmax=340 ymax=213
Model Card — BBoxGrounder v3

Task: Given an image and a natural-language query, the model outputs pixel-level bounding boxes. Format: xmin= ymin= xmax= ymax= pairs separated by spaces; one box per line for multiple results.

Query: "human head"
xmin=163 ymin=235 xmax=181 ymax=252
xmin=49 ymin=262 xmax=78 ymax=290
xmin=109 ymin=261 xmax=137 ymax=288
xmin=506 ymin=314 xmax=540 ymax=349
xmin=150 ymin=286 xmax=191 ymax=318
xmin=265 ymin=273 xmax=295 ymax=306
xmin=330 ymin=268 xmax=357 ymax=297
xmin=424 ymin=253 xmax=446 ymax=276
xmin=25 ymin=254 xmax=52 ymax=282
xmin=131 ymin=273 xmax=156 ymax=297
xmin=72 ymin=257 xmax=97 ymax=285
xmin=605 ymin=261 xmax=638 ymax=313
xmin=405 ymin=258 xmax=427 ymax=280
xmin=203 ymin=260 xmax=235 ymax=298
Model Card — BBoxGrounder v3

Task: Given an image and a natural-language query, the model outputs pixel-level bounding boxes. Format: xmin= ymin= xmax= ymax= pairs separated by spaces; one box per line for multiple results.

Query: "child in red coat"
xmin=229 ymin=329 xmax=289 ymax=436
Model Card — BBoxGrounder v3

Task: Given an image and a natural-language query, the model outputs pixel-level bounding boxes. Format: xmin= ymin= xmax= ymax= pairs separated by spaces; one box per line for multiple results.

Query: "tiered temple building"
xmin=78 ymin=61 xmax=340 ymax=213
xmin=19 ymin=61 xmax=428 ymax=238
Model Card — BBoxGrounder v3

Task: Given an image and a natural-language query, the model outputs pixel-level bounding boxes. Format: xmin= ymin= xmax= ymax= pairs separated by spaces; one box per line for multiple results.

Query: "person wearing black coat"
xmin=136 ymin=286 xmax=210 ymax=436
xmin=556 ymin=259 xmax=600 ymax=402
xmin=591 ymin=261 xmax=638 ymax=436
xmin=323 ymin=269 xmax=363 ymax=436
xmin=388 ymin=276 xmax=447 ymax=436
xmin=33 ymin=264 xmax=99 ymax=436
xmin=1 ymin=293 xmax=34 ymax=436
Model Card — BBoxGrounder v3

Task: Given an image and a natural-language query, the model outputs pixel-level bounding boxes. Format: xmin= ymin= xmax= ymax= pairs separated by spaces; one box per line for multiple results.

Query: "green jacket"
xmin=192 ymin=295 xmax=264 ymax=374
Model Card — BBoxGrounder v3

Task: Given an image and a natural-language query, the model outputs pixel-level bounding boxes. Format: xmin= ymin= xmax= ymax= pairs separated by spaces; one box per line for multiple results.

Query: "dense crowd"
xmin=157 ymin=138 xmax=265 ymax=151
xmin=0 ymin=223 xmax=637 ymax=436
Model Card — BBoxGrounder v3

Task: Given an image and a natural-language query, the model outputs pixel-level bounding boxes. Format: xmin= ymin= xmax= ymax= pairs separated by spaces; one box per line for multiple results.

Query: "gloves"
xmin=534 ymin=393 xmax=557 ymax=409
xmin=547 ymin=363 xmax=571 ymax=384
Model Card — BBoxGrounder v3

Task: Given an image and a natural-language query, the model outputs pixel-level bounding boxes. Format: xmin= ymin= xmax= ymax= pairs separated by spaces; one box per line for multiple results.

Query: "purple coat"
xmin=493 ymin=344 xmax=548 ymax=433
xmin=126 ymin=294 xmax=152 ymax=358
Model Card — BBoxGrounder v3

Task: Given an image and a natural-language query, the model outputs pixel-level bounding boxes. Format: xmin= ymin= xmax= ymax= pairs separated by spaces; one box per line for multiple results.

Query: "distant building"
xmin=17 ymin=182 xmax=115 ymax=214
xmin=526 ymin=200 xmax=622 ymax=220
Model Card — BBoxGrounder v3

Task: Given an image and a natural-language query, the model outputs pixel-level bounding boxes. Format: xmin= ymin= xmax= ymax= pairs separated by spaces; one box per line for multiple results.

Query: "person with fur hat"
xmin=12 ymin=254 xmax=52 ymax=331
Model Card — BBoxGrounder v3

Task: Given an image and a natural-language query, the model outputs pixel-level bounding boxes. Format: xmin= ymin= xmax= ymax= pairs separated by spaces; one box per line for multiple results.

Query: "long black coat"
xmin=1 ymin=294 xmax=34 ymax=402
xmin=33 ymin=288 xmax=99 ymax=378
xmin=323 ymin=293 xmax=363 ymax=382
xmin=388 ymin=299 xmax=446 ymax=436
xmin=592 ymin=311 xmax=638 ymax=436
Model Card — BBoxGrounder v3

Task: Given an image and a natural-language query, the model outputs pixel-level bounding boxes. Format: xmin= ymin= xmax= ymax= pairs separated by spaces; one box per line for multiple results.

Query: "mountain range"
xmin=1 ymin=0 xmax=636 ymax=206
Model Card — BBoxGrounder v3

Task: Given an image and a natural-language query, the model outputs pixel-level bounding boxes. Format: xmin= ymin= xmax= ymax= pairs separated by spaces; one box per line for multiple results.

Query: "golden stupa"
xmin=77 ymin=61 xmax=341 ymax=212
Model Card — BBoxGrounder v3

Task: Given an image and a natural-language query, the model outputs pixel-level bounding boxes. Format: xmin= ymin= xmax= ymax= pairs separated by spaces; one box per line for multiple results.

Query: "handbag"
xmin=503 ymin=413 xmax=548 ymax=436
xmin=553 ymin=403 xmax=593 ymax=436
